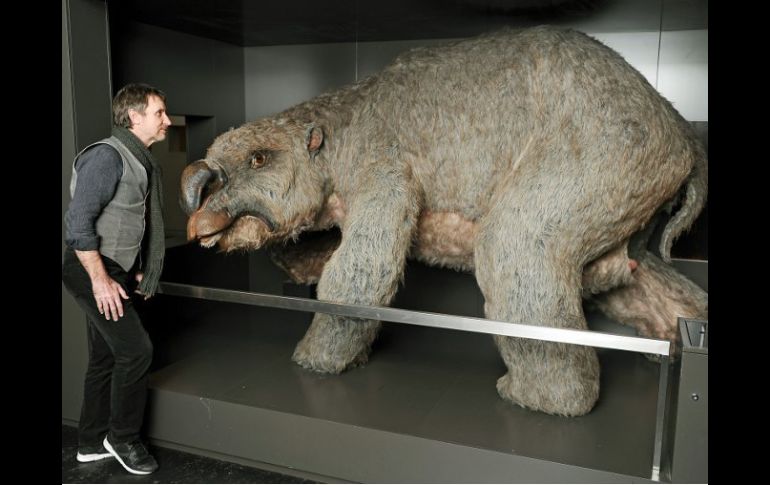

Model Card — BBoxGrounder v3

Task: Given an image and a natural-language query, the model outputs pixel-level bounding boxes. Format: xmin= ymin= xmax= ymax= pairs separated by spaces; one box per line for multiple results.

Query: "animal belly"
xmin=413 ymin=211 xmax=478 ymax=271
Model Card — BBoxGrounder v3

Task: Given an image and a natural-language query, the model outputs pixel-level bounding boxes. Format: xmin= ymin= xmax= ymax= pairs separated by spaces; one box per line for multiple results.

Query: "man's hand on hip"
xmin=92 ymin=275 xmax=129 ymax=321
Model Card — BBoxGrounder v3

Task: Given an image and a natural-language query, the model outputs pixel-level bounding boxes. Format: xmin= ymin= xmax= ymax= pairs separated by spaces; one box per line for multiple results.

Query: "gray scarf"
xmin=112 ymin=125 xmax=165 ymax=297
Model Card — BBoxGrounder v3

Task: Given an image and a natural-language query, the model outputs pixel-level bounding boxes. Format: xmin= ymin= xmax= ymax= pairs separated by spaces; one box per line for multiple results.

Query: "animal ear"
xmin=306 ymin=125 xmax=324 ymax=155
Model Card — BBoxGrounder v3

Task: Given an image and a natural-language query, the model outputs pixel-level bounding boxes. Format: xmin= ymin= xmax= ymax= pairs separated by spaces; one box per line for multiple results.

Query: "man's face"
xmin=129 ymin=95 xmax=172 ymax=147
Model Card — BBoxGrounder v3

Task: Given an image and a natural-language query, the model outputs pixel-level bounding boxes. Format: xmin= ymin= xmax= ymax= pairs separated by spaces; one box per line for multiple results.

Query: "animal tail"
xmin=659 ymin=147 xmax=708 ymax=263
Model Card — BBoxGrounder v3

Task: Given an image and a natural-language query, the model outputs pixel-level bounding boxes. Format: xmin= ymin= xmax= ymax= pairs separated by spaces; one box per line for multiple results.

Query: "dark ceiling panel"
xmin=107 ymin=0 xmax=613 ymax=46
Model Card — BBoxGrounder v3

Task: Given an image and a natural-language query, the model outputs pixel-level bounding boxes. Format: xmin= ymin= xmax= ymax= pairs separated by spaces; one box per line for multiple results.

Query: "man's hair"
xmin=112 ymin=83 xmax=167 ymax=128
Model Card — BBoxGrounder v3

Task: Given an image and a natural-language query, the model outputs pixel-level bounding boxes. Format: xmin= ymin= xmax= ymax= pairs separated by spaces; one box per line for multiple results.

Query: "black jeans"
xmin=62 ymin=248 xmax=153 ymax=447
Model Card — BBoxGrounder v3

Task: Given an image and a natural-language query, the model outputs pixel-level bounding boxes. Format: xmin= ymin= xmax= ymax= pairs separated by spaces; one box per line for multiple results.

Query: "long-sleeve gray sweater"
xmin=64 ymin=144 xmax=123 ymax=251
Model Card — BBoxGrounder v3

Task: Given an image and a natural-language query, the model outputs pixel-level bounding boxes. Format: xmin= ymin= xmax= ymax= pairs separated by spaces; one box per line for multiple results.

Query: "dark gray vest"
xmin=70 ymin=136 xmax=148 ymax=271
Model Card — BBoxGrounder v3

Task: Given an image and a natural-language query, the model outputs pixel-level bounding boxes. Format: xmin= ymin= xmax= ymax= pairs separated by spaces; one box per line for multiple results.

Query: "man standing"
xmin=62 ymin=83 xmax=171 ymax=475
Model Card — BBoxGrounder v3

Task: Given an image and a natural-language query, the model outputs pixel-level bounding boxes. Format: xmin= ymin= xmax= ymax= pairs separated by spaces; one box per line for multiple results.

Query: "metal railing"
xmin=158 ymin=281 xmax=672 ymax=481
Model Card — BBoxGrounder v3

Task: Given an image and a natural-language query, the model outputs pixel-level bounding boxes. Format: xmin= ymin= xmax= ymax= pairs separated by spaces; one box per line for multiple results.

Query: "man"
xmin=62 ymin=83 xmax=171 ymax=475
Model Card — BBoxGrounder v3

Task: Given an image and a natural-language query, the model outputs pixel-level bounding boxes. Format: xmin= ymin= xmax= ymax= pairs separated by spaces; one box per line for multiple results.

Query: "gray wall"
xmin=244 ymin=2 xmax=707 ymax=122
xmin=109 ymin=20 xmax=246 ymax=159
xmin=62 ymin=0 xmax=79 ymax=425
xmin=62 ymin=0 xmax=113 ymax=423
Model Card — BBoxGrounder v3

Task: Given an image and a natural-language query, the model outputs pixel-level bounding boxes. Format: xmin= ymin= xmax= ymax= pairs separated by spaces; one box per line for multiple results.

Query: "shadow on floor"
xmin=62 ymin=424 xmax=318 ymax=484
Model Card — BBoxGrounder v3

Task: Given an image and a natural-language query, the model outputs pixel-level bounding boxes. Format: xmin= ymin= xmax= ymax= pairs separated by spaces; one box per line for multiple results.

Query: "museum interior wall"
xmin=62 ymin=0 xmax=113 ymax=422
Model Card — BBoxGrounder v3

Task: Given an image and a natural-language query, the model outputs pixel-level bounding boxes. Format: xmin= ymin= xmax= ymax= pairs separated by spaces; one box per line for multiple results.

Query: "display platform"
xmin=142 ymin=257 xmax=706 ymax=483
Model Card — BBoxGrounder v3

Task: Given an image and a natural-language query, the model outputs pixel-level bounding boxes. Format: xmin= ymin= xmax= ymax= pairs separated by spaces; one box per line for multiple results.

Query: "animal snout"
xmin=179 ymin=159 xmax=228 ymax=215
xmin=186 ymin=198 xmax=234 ymax=241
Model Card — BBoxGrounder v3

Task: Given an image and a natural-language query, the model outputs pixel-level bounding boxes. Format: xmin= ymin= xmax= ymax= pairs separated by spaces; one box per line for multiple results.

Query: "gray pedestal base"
xmin=143 ymin=303 xmax=662 ymax=483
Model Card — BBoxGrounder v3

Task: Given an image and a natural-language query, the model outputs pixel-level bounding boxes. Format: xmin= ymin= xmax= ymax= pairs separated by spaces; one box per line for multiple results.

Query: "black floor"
xmin=62 ymin=424 xmax=318 ymax=484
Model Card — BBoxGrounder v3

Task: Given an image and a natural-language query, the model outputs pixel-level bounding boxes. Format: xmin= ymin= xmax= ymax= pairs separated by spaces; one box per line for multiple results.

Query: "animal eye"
xmin=250 ymin=152 xmax=267 ymax=168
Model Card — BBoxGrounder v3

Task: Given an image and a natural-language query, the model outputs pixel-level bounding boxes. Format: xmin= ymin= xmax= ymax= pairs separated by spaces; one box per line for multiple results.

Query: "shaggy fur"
xmin=182 ymin=26 xmax=708 ymax=416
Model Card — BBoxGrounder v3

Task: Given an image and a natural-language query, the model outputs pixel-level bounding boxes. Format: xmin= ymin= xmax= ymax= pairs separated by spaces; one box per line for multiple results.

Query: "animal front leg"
xmin=292 ymin=313 xmax=380 ymax=373
xmin=292 ymin=165 xmax=419 ymax=373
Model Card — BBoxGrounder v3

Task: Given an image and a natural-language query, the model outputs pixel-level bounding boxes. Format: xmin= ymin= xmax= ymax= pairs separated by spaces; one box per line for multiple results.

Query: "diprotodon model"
xmin=182 ymin=26 xmax=708 ymax=416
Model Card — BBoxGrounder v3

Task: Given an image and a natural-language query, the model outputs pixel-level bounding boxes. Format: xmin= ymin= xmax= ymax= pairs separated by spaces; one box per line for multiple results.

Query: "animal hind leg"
xmin=475 ymin=207 xmax=601 ymax=416
xmin=471 ymin=137 xmax=670 ymax=415
xmin=589 ymin=249 xmax=708 ymax=358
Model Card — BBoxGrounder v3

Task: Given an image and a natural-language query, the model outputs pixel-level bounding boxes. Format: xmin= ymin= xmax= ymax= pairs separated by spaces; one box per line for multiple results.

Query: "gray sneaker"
xmin=76 ymin=442 xmax=112 ymax=463
xmin=103 ymin=436 xmax=158 ymax=475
